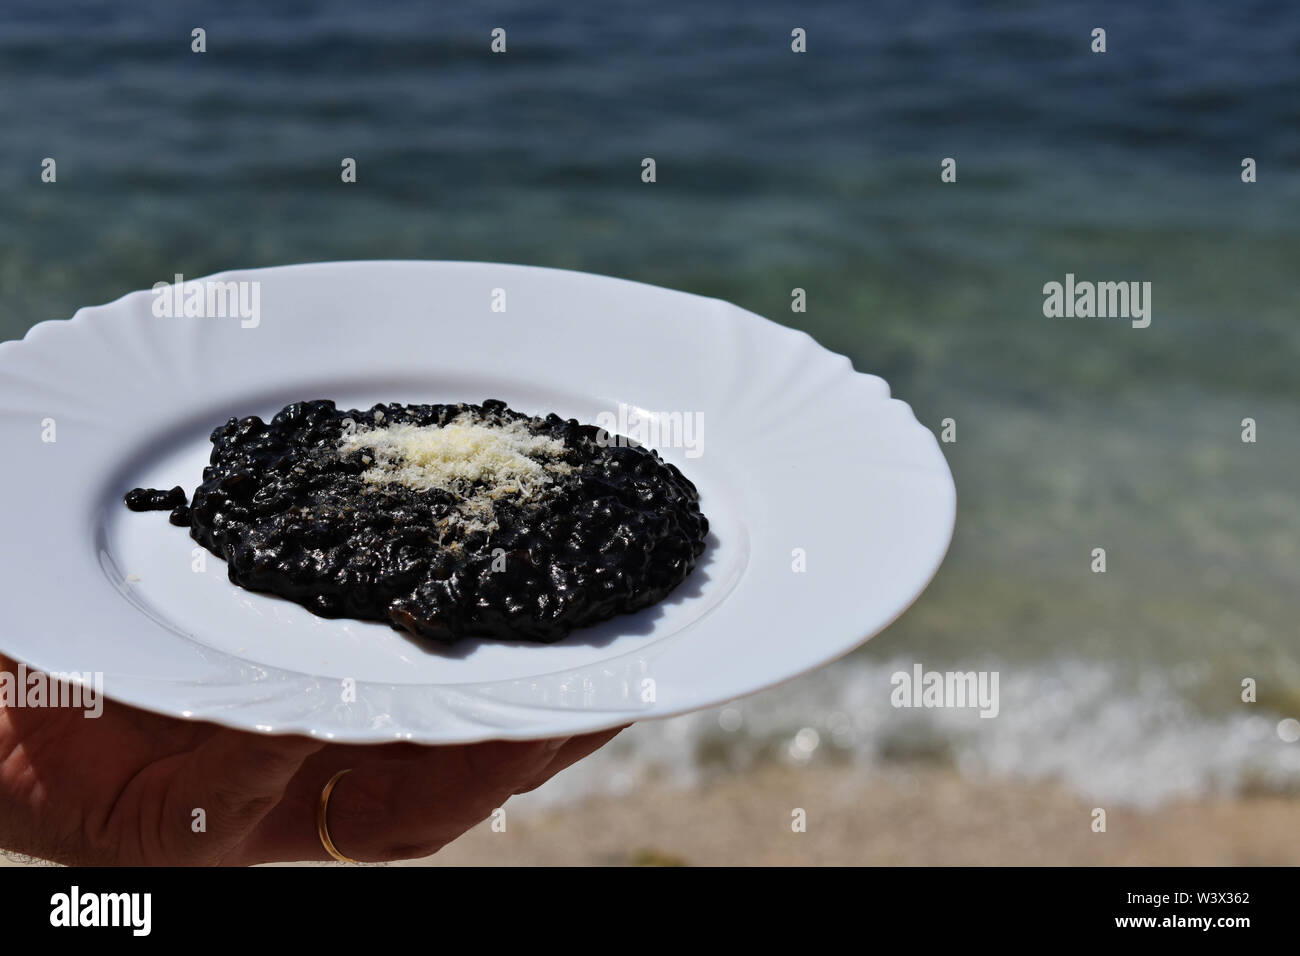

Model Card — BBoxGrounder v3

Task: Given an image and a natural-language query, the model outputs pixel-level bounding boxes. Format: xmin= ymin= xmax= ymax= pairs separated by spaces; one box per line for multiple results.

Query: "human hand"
xmin=0 ymin=654 xmax=623 ymax=865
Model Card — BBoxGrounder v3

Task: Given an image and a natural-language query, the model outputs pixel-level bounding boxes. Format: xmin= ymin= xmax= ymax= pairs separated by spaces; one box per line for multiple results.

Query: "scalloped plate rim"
xmin=0 ymin=260 xmax=956 ymax=743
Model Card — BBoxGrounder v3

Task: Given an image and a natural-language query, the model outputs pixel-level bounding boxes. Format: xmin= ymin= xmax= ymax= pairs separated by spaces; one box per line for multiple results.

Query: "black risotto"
xmin=125 ymin=399 xmax=708 ymax=644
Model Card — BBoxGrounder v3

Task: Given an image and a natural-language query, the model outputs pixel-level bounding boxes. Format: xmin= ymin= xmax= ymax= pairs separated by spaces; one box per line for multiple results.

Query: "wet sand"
xmin=404 ymin=764 xmax=1300 ymax=867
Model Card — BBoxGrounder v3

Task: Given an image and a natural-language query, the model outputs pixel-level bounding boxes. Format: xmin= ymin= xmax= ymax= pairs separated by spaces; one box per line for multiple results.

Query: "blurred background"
xmin=2 ymin=0 xmax=1298 ymax=863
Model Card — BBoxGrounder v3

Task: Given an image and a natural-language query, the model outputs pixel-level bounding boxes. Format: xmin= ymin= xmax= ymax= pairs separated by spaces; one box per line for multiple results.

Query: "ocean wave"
xmin=520 ymin=657 xmax=1300 ymax=810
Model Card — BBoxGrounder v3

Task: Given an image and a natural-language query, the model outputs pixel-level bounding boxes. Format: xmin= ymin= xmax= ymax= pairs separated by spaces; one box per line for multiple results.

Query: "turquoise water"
xmin=2 ymin=0 xmax=1298 ymax=802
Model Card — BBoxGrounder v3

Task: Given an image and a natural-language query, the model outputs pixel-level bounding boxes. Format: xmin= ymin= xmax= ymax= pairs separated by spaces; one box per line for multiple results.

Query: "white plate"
xmin=0 ymin=261 xmax=954 ymax=743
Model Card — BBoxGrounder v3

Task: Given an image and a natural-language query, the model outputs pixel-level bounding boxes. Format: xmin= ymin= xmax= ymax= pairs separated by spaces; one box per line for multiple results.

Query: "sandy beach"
xmin=403 ymin=764 xmax=1300 ymax=867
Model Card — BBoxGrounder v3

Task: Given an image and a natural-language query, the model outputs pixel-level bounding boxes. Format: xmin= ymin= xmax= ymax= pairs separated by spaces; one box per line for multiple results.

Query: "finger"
xmin=155 ymin=731 xmax=325 ymax=865
xmin=238 ymin=738 xmax=560 ymax=863
xmin=511 ymin=725 xmax=629 ymax=794
xmin=236 ymin=729 xmax=627 ymax=864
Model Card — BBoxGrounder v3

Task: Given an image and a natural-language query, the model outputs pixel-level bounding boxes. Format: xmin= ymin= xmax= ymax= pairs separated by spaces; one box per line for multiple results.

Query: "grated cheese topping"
xmin=337 ymin=414 xmax=572 ymax=531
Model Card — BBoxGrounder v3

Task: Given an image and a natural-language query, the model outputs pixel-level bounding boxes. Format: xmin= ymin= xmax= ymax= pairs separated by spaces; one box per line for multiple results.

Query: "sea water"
xmin=2 ymin=0 xmax=1296 ymax=805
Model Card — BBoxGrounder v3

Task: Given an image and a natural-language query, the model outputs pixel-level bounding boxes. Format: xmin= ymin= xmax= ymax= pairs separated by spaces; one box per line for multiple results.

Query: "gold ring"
xmin=317 ymin=769 xmax=360 ymax=864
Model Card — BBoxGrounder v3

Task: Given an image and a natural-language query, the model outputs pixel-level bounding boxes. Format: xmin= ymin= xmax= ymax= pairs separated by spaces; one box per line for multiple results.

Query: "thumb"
xmin=158 ymin=730 xmax=325 ymax=865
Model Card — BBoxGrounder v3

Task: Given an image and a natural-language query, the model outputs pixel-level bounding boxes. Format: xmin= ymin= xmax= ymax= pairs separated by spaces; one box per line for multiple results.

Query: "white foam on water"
xmin=512 ymin=657 xmax=1300 ymax=813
